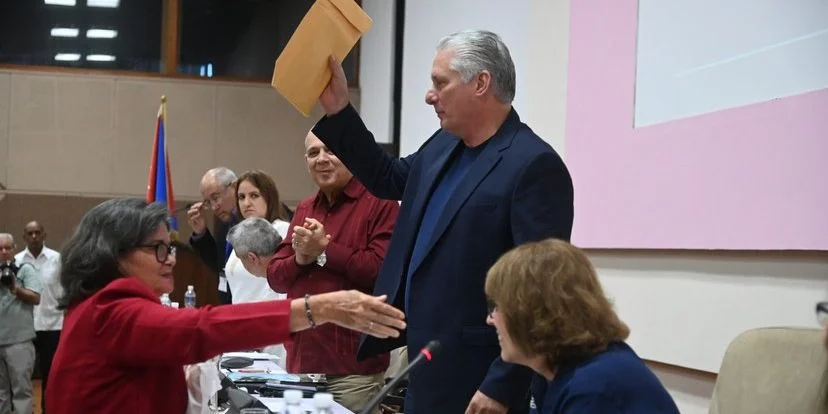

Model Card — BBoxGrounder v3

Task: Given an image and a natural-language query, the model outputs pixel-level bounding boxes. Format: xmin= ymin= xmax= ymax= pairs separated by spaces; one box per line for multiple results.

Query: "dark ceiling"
xmin=0 ymin=0 xmax=357 ymax=80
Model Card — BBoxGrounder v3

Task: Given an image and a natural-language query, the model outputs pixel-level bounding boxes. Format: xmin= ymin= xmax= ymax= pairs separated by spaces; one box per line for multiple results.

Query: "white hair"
xmin=0 ymin=233 xmax=13 ymax=244
xmin=437 ymin=30 xmax=516 ymax=104
xmin=204 ymin=167 xmax=237 ymax=188
xmin=227 ymin=218 xmax=282 ymax=257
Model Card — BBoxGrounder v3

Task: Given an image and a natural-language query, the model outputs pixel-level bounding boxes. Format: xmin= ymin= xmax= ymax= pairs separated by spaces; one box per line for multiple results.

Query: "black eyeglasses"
xmin=487 ymin=299 xmax=497 ymax=316
xmin=136 ymin=242 xmax=176 ymax=263
xmin=202 ymin=186 xmax=232 ymax=210
xmin=816 ymin=302 xmax=828 ymax=326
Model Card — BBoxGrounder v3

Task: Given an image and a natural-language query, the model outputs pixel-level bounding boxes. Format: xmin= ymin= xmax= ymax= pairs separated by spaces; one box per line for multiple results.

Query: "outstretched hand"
xmin=315 ymin=290 xmax=406 ymax=339
xmin=319 ymin=55 xmax=350 ymax=116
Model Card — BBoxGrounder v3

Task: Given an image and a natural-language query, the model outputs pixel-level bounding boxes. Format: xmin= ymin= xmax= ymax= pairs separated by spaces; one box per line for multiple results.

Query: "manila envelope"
xmin=271 ymin=0 xmax=373 ymax=117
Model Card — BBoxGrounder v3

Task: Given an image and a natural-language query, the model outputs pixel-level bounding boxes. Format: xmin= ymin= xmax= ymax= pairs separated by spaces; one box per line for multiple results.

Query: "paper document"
xmin=223 ymin=352 xmax=280 ymax=361
xmin=271 ymin=0 xmax=373 ymax=116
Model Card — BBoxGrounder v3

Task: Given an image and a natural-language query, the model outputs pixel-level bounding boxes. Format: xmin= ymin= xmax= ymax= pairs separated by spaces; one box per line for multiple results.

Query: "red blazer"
xmin=46 ymin=277 xmax=293 ymax=414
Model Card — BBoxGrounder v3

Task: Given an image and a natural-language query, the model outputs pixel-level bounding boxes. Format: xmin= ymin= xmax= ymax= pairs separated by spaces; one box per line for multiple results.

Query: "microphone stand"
xmin=360 ymin=341 xmax=440 ymax=414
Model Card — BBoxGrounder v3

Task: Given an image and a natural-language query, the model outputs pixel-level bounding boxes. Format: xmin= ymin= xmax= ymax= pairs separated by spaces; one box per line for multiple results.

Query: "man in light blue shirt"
xmin=0 ymin=233 xmax=42 ymax=414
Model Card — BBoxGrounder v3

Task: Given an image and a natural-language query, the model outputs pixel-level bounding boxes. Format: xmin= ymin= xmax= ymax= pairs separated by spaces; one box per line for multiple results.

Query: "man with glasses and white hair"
xmin=188 ymin=167 xmax=240 ymax=304
xmin=0 ymin=233 xmax=41 ymax=414
xmin=309 ymin=30 xmax=574 ymax=413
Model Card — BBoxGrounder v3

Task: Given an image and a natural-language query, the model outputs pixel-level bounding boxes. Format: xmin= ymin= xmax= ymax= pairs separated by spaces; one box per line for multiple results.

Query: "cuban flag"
xmin=146 ymin=95 xmax=178 ymax=238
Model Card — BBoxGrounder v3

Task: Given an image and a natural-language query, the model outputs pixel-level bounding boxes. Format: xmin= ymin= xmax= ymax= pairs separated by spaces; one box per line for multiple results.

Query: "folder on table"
xmin=271 ymin=0 xmax=373 ymax=116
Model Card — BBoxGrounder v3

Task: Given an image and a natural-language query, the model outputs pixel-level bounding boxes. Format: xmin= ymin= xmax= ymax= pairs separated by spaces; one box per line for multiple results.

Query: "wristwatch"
xmin=316 ymin=250 xmax=327 ymax=267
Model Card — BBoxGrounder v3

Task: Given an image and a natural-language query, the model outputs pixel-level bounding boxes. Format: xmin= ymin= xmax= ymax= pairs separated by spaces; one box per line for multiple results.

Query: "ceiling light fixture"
xmin=87 ymin=0 xmax=119 ymax=7
xmin=86 ymin=54 xmax=116 ymax=62
xmin=55 ymin=53 xmax=81 ymax=61
xmin=51 ymin=28 xmax=80 ymax=37
xmin=45 ymin=0 xmax=76 ymax=6
xmin=86 ymin=29 xmax=118 ymax=38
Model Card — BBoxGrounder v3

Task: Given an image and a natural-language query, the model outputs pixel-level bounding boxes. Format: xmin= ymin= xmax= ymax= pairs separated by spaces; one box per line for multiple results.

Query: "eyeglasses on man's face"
xmin=816 ymin=302 xmax=828 ymax=327
xmin=202 ymin=185 xmax=231 ymax=210
xmin=137 ymin=242 xmax=176 ymax=263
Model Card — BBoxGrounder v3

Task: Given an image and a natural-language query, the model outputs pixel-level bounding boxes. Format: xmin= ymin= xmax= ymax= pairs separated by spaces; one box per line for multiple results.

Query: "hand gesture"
xmin=292 ymin=218 xmax=330 ymax=265
xmin=314 ymin=290 xmax=406 ymax=338
xmin=319 ymin=55 xmax=350 ymax=116
xmin=465 ymin=391 xmax=508 ymax=414
xmin=187 ymin=202 xmax=207 ymax=235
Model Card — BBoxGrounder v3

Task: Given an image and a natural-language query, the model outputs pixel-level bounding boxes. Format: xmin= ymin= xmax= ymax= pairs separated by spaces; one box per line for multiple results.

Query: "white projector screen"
xmin=634 ymin=0 xmax=828 ymax=127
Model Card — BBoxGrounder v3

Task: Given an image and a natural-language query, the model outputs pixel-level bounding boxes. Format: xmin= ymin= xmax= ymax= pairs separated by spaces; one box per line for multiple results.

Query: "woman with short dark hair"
xmin=485 ymin=239 xmax=679 ymax=413
xmin=46 ymin=198 xmax=405 ymax=414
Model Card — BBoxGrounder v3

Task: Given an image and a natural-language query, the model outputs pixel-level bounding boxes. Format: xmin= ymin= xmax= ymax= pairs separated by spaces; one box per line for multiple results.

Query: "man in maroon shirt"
xmin=267 ymin=131 xmax=400 ymax=411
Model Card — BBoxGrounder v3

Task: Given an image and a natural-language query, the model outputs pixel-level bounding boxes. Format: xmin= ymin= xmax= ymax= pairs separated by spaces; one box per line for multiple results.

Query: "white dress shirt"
xmin=224 ymin=220 xmax=289 ymax=365
xmin=15 ymin=246 xmax=63 ymax=331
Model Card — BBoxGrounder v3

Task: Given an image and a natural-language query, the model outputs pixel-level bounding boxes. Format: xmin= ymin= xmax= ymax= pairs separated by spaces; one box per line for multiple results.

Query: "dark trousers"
xmin=34 ymin=330 xmax=60 ymax=413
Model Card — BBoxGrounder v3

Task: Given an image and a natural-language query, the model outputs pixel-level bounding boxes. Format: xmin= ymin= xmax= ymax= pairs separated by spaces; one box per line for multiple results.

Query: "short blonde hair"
xmin=485 ymin=239 xmax=629 ymax=368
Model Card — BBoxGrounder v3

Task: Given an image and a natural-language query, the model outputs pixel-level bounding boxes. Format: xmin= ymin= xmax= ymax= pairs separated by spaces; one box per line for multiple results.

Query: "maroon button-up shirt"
xmin=267 ymin=178 xmax=399 ymax=375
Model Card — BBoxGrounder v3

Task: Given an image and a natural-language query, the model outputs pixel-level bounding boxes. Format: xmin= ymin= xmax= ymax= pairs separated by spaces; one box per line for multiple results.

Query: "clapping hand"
xmin=291 ymin=218 xmax=330 ymax=265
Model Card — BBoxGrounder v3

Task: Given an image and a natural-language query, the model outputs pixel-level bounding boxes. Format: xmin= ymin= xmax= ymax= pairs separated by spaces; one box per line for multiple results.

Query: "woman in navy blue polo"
xmin=484 ymin=239 xmax=679 ymax=413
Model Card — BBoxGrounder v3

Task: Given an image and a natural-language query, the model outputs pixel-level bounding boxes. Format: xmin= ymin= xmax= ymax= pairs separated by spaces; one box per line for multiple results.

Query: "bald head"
xmin=22 ymin=221 xmax=45 ymax=254
xmin=303 ymin=130 xmax=353 ymax=202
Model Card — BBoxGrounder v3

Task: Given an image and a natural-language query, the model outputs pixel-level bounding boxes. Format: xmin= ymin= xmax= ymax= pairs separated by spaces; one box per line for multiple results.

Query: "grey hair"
xmin=227 ymin=217 xmax=282 ymax=257
xmin=437 ymin=30 xmax=516 ymax=104
xmin=206 ymin=167 xmax=237 ymax=188
xmin=58 ymin=199 xmax=169 ymax=309
xmin=0 ymin=233 xmax=13 ymax=244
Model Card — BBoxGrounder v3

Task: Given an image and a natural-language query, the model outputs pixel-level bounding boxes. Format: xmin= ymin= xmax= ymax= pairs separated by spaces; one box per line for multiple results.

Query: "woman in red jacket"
xmin=46 ymin=198 xmax=405 ymax=414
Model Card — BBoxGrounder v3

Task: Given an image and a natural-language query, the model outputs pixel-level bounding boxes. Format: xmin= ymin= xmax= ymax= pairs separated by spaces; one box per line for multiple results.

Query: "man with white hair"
xmin=226 ymin=217 xmax=282 ymax=279
xmin=226 ymin=217 xmax=287 ymax=361
xmin=0 ymin=233 xmax=42 ymax=414
xmin=188 ymin=167 xmax=240 ymax=304
xmin=311 ymin=30 xmax=574 ymax=413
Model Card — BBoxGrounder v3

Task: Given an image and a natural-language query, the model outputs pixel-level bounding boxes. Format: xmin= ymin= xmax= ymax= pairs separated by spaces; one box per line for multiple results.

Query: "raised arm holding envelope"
xmin=304 ymin=31 xmax=575 ymax=414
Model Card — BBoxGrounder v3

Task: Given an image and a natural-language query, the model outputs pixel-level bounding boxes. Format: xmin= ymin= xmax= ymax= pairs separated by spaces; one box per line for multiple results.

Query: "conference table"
xmin=220 ymin=352 xmax=354 ymax=414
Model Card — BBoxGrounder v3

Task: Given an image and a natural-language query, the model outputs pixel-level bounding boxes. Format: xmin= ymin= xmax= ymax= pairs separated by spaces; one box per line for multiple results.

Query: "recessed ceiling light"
xmin=86 ymin=29 xmax=118 ymax=39
xmin=86 ymin=54 xmax=116 ymax=62
xmin=45 ymin=0 xmax=76 ymax=6
xmin=51 ymin=28 xmax=79 ymax=37
xmin=55 ymin=53 xmax=81 ymax=61
xmin=87 ymin=0 xmax=119 ymax=7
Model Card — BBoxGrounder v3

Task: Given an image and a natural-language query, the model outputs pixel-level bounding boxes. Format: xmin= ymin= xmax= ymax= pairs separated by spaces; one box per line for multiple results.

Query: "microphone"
xmin=360 ymin=340 xmax=441 ymax=414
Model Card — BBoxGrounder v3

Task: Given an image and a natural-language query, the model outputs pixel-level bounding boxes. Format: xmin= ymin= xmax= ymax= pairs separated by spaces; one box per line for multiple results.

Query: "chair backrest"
xmin=709 ymin=327 xmax=828 ymax=414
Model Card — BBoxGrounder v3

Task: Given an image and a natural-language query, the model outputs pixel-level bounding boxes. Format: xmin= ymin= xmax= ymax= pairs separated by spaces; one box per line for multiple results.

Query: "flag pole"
xmin=145 ymin=97 xmax=163 ymax=201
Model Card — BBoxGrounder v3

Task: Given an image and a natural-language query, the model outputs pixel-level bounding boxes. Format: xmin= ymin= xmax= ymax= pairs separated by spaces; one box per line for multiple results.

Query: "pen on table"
xmin=236 ymin=368 xmax=270 ymax=373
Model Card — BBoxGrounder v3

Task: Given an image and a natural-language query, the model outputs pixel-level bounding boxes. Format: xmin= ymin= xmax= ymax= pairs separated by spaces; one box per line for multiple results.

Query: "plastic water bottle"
xmin=159 ymin=293 xmax=171 ymax=307
xmin=312 ymin=392 xmax=334 ymax=414
xmin=283 ymin=389 xmax=303 ymax=414
xmin=184 ymin=285 xmax=196 ymax=308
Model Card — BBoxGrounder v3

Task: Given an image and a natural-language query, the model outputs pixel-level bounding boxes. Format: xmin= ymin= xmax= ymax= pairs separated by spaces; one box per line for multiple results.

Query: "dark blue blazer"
xmin=313 ymin=104 xmax=574 ymax=413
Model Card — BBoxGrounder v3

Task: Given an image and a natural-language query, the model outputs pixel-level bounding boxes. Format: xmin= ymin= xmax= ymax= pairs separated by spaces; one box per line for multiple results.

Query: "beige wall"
xmin=0 ymin=68 xmax=361 ymax=202
xmin=0 ymin=67 xmax=360 ymax=247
